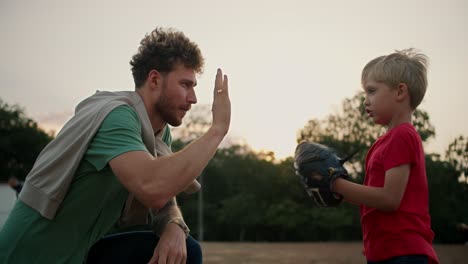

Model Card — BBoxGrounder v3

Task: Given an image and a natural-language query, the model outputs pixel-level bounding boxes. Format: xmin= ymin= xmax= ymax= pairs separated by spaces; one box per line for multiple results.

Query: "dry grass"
xmin=201 ymin=242 xmax=467 ymax=264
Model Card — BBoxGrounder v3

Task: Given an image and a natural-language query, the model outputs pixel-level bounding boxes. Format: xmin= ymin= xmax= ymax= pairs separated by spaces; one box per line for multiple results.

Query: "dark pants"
xmin=367 ymin=255 xmax=428 ymax=264
xmin=86 ymin=231 xmax=202 ymax=264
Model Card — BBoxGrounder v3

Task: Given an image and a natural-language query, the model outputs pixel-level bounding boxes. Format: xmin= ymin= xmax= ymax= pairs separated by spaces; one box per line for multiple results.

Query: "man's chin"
xmin=167 ymin=119 xmax=183 ymax=127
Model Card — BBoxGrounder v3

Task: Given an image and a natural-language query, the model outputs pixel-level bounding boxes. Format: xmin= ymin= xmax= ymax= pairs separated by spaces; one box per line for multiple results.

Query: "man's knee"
xmin=186 ymin=236 xmax=202 ymax=264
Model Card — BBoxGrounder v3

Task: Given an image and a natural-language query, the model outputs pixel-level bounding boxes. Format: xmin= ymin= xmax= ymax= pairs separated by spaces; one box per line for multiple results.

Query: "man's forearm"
xmin=151 ymin=197 xmax=188 ymax=236
xmin=162 ymin=127 xmax=224 ymax=187
xmin=145 ymin=127 xmax=224 ymax=206
xmin=111 ymin=127 xmax=224 ymax=209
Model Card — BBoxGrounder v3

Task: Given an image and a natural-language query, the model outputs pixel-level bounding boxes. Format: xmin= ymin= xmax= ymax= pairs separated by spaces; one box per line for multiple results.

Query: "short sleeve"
xmin=85 ymin=105 xmax=149 ymax=171
xmin=161 ymin=125 xmax=172 ymax=148
xmin=382 ymin=124 xmax=419 ymax=171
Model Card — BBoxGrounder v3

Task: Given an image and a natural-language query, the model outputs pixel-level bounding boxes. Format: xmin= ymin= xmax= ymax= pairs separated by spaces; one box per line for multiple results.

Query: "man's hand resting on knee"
xmin=148 ymin=223 xmax=187 ymax=264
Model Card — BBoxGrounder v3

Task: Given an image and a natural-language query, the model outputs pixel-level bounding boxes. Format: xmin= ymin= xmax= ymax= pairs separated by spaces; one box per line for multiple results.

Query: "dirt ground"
xmin=201 ymin=242 xmax=468 ymax=264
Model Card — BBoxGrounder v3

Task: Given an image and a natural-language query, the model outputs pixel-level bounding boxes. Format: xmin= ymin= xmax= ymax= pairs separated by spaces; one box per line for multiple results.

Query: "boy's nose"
xmin=363 ymin=96 xmax=370 ymax=106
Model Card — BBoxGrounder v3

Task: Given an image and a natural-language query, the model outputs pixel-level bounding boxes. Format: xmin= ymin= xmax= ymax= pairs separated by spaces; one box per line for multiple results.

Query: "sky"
xmin=1 ymin=0 xmax=467 ymax=160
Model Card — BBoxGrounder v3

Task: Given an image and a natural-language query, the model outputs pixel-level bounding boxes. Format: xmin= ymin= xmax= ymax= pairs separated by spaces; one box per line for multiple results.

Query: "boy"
xmin=333 ymin=49 xmax=439 ymax=264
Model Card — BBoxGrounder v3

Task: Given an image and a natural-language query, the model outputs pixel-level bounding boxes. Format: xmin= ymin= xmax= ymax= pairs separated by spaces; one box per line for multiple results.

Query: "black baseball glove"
xmin=294 ymin=142 xmax=355 ymax=207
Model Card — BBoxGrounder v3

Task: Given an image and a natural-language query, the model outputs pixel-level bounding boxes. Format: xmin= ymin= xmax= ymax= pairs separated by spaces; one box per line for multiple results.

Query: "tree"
xmin=445 ymin=135 xmax=468 ymax=184
xmin=0 ymin=99 xmax=53 ymax=182
xmin=425 ymin=154 xmax=467 ymax=243
xmin=428 ymin=135 xmax=468 ymax=243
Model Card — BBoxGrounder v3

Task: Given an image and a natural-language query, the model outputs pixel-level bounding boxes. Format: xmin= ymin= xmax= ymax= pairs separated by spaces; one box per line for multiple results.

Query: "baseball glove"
xmin=294 ymin=142 xmax=355 ymax=207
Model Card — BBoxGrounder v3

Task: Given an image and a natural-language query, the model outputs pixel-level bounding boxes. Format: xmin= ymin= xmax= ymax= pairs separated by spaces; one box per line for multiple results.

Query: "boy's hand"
xmin=294 ymin=142 xmax=351 ymax=207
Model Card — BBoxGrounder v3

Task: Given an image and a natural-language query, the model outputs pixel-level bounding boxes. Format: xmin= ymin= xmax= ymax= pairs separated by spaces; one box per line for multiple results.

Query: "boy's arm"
xmin=333 ymin=164 xmax=410 ymax=211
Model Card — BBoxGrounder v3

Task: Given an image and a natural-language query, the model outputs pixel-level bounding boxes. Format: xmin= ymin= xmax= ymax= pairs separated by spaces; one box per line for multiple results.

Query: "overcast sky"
xmin=1 ymin=0 xmax=467 ymax=159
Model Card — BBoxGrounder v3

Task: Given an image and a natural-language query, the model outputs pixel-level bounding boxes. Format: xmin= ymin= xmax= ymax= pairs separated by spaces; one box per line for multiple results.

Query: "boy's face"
xmin=362 ymin=80 xmax=398 ymax=126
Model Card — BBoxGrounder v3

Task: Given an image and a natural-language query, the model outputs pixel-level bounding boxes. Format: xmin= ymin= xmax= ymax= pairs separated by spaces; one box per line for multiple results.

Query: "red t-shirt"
xmin=360 ymin=123 xmax=439 ymax=263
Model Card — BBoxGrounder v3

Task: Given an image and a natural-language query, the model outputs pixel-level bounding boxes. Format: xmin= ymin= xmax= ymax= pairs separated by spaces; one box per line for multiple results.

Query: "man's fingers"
xmin=215 ymin=68 xmax=223 ymax=94
xmin=223 ymin=74 xmax=229 ymax=95
xmin=149 ymin=246 xmax=168 ymax=264
xmin=181 ymin=251 xmax=187 ymax=264
xmin=159 ymin=255 xmax=167 ymax=264
xmin=148 ymin=251 xmax=158 ymax=264
xmin=177 ymin=247 xmax=187 ymax=264
xmin=166 ymin=255 xmax=175 ymax=264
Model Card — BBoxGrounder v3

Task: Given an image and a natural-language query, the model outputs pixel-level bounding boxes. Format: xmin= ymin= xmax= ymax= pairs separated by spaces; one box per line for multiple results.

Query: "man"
xmin=0 ymin=27 xmax=231 ymax=264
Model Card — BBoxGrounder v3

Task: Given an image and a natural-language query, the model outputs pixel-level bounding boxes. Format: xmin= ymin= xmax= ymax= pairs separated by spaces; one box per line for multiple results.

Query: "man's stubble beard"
xmin=154 ymin=80 xmax=183 ymax=127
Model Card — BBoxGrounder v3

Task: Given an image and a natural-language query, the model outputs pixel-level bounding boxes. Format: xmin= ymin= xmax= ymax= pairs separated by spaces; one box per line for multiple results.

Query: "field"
xmin=201 ymin=242 xmax=467 ymax=264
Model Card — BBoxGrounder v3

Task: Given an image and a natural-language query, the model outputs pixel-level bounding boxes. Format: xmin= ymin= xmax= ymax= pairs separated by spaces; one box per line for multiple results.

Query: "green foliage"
xmin=0 ymin=99 xmax=53 ymax=182
xmin=426 ymin=154 xmax=468 ymax=243
xmin=445 ymin=135 xmax=468 ymax=183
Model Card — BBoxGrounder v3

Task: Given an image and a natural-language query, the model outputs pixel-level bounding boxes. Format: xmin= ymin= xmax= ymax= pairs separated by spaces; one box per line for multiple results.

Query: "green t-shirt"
xmin=0 ymin=105 xmax=172 ymax=263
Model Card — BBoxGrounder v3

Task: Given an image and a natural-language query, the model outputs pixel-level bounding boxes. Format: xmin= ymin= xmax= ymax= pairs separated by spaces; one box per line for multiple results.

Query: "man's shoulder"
xmin=98 ymin=105 xmax=142 ymax=134
xmin=75 ymin=91 xmax=139 ymax=115
xmin=107 ymin=104 xmax=139 ymax=118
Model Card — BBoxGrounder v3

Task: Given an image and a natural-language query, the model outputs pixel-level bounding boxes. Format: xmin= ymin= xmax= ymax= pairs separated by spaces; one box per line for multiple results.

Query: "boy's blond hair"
xmin=361 ymin=48 xmax=429 ymax=110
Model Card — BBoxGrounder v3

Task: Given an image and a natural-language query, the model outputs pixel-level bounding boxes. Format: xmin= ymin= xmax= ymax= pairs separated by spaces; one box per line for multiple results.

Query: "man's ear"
xmin=147 ymin=69 xmax=162 ymax=90
xmin=396 ymin=83 xmax=409 ymax=102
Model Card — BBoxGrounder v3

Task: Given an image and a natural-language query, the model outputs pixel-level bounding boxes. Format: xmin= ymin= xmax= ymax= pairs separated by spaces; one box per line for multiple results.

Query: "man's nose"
xmin=188 ymin=89 xmax=197 ymax=104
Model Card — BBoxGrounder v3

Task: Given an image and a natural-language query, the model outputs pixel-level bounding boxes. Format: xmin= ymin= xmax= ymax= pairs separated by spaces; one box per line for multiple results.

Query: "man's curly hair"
xmin=130 ymin=28 xmax=204 ymax=88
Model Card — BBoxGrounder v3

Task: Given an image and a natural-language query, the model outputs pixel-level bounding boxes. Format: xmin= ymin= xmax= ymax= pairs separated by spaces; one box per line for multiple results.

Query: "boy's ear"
xmin=396 ymin=83 xmax=409 ymax=102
